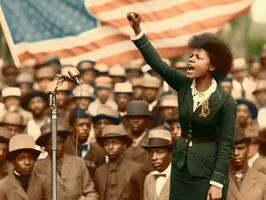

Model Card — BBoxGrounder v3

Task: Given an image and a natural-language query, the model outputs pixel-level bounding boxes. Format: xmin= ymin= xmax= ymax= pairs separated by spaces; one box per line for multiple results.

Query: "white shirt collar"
xmin=248 ymin=152 xmax=260 ymax=167
xmin=151 ymin=163 xmax=171 ymax=178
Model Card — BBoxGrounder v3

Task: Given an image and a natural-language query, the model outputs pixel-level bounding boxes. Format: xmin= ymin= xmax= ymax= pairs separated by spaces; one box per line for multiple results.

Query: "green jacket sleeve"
xmin=132 ymin=34 xmax=187 ymax=92
xmin=211 ymin=95 xmax=237 ymax=185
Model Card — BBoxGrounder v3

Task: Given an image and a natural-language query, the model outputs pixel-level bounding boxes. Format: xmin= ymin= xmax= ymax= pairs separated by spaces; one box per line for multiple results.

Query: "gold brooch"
xmin=199 ymin=99 xmax=210 ymax=118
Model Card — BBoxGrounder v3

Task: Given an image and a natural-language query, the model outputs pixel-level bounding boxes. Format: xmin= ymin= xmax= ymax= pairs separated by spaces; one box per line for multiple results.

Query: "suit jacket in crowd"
xmin=64 ymin=135 xmax=106 ymax=176
xmin=144 ymin=173 xmax=170 ymax=200
xmin=35 ymin=154 xmax=99 ymax=200
xmin=0 ymin=170 xmax=50 ymax=200
xmin=94 ymin=154 xmax=146 ymax=200
xmin=227 ymin=168 xmax=266 ymax=200
xmin=253 ymin=155 xmax=266 ymax=175
xmin=0 ymin=161 xmax=13 ymax=180
xmin=124 ymin=131 xmax=154 ymax=174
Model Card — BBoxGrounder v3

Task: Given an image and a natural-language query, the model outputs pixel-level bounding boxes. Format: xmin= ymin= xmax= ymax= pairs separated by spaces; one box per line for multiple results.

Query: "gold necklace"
xmin=199 ymin=98 xmax=210 ymax=118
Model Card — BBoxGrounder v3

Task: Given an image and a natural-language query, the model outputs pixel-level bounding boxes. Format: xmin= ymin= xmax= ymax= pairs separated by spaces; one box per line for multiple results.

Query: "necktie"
xmin=240 ymin=82 xmax=246 ymax=98
xmin=153 ymin=173 xmax=166 ymax=179
xmin=79 ymin=144 xmax=88 ymax=157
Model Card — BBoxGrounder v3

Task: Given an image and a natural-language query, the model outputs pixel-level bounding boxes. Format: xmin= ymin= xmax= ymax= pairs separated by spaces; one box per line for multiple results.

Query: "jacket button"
xmin=188 ymin=129 xmax=192 ymax=134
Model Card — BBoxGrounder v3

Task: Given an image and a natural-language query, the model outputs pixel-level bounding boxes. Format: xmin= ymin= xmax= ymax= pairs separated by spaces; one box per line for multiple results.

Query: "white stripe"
xmin=86 ymin=0 xmax=190 ymax=20
xmin=15 ymin=26 xmax=119 ymax=54
xmin=55 ymin=26 xmax=222 ymax=65
xmin=84 ymin=0 xmax=117 ymax=7
xmin=117 ymin=0 xmax=253 ymax=34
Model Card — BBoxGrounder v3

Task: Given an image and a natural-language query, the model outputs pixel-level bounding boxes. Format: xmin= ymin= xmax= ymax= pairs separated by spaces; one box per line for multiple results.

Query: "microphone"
xmin=59 ymin=65 xmax=80 ymax=84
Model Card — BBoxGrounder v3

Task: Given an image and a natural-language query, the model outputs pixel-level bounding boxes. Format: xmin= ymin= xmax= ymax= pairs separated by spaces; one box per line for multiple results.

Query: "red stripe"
xmin=92 ymin=0 xmax=243 ymax=27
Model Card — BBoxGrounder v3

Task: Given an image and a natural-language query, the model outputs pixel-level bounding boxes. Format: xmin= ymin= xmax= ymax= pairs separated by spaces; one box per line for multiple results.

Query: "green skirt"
xmin=169 ymin=161 xmax=228 ymax=200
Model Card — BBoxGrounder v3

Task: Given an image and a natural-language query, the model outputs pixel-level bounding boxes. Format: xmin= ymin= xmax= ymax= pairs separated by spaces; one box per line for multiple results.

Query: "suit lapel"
xmin=59 ymin=155 xmax=71 ymax=185
xmin=116 ymin=162 xmax=127 ymax=199
xmin=10 ymin=173 xmax=28 ymax=200
xmin=184 ymin=86 xmax=193 ymax=120
xmin=240 ymin=168 xmax=258 ymax=195
xmin=158 ymin=177 xmax=170 ymax=200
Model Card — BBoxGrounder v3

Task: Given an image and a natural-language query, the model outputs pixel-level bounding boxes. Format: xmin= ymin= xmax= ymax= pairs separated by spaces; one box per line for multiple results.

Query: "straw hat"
xmin=36 ymin=121 xmax=70 ymax=147
xmin=141 ymin=76 xmax=161 ymax=88
xmin=231 ymin=58 xmax=247 ymax=72
xmin=94 ymin=76 xmax=112 ymax=89
xmin=114 ymin=82 xmax=133 ymax=94
xmin=97 ymin=125 xmax=132 ymax=147
xmin=142 ymin=129 xmax=172 ymax=149
xmin=0 ymin=112 xmax=26 ymax=129
xmin=7 ymin=134 xmax=40 ymax=160
xmin=253 ymin=80 xmax=266 ymax=94
xmin=72 ymin=84 xmax=95 ymax=100
xmin=110 ymin=64 xmax=126 ymax=77
xmin=16 ymin=72 xmax=34 ymax=84
xmin=2 ymin=87 xmax=21 ymax=98
xmin=159 ymin=95 xmax=178 ymax=108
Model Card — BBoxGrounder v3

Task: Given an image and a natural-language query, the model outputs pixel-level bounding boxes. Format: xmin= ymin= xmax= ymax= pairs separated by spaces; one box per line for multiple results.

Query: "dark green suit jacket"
xmin=132 ymin=34 xmax=236 ymax=187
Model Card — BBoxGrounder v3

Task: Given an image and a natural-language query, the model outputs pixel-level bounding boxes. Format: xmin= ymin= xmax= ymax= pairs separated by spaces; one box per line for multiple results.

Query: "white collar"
xmin=248 ymin=152 xmax=260 ymax=167
xmin=191 ymin=78 xmax=217 ymax=98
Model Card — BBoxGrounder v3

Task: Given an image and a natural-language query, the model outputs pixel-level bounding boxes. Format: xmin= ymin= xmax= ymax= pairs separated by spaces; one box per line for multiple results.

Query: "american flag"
xmin=0 ymin=0 xmax=253 ymax=67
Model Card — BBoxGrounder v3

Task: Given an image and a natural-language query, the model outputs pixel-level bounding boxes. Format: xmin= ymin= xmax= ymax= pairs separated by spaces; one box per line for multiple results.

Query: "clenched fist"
xmin=127 ymin=12 xmax=142 ymax=35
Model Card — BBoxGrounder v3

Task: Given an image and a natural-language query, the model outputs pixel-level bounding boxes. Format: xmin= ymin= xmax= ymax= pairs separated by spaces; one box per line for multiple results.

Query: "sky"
xmin=251 ymin=0 xmax=266 ymax=23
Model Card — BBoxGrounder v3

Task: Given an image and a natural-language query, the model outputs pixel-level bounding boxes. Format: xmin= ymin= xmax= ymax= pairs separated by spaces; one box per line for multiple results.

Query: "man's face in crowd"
xmin=71 ymin=118 xmax=91 ymax=144
xmin=0 ymin=143 xmax=8 ymax=165
xmin=233 ymin=69 xmax=246 ymax=83
xmin=232 ymin=143 xmax=249 ymax=170
xmin=45 ymin=135 xmax=65 ymax=159
xmin=57 ymin=91 xmax=68 ymax=108
xmin=103 ymin=138 xmax=126 ymax=162
xmin=28 ymin=97 xmax=47 ymax=118
xmin=237 ymin=104 xmax=251 ymax=126
xmin=143 ymin=87 xmax=158 ymax=103
xmin=132 ymin=86 xmax=143 ymax=100
xmin=12 ymin=151 xmax=35 ymax=176
xmin=249 ymin=62 xmax=261 ymax=78
xmin=170 ymin=121 xmax=181 ymax=142
xmin=4 ymin=96 xmax=20 ymax=110
xmin=115 ymin=93 xmax=131 ymax=112
xmin=220 ymin=82 xmax=233 ymax=94
xmin=75 ymin=97 xmax=91 ymax=110
xmin=81 ymin=70 xmax=97 ymax=85
xmin=37 ymin=78 xmax=53 ymax=93
xmin=128 ymin=116 xmax=149 ymax=135
xmin=19 ymin=83 xmax=32 ymax=96
xmin=254 ymin=90 xmax=266 ymax=107
xmin=96 ymin=88 xmax=111 ymax=103
xmin=148 ymin=148 xmax=172 ymax=172
xmin=95 ymin=118 xmax=113 ymax=137
xmin=160 ymin=107 xmax=176 ymax=122
xmin=5 ymin=125 xmax=23 ymax=137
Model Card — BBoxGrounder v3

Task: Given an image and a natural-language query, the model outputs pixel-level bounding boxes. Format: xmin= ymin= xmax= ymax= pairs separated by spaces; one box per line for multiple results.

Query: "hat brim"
xmin=7 ymin=148 xmax=41 ymax=161
xmin=142 ymin=144 xmax=173 ymax=150
xmin=21 ymin=91 xmax=49 ymax=110
xmin=36 ymin=131 xmax=69 ymax=147
xmin=0 ymin=122 xmax=26 ymax=129
xmin=97 ymin=135 xmax=133 ymax=147
xmin=92 ymin=115 xmax=120 ymax=125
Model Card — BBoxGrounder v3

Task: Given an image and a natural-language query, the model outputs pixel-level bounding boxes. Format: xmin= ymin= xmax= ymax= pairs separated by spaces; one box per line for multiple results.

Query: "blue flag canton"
xmin=0 ymin=0 xmax=97 ymax=43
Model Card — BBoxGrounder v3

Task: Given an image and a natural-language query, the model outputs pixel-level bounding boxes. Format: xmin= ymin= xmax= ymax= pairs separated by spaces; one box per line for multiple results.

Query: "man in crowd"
xmin=0 ymin=134 xmax=50 ymax=199
xmin=88 ymin=76 xmax=117 ymax=116
xmin=253 ymin=80 xmax=266 ymax=128
xmin=95 ymin=125 xmax=146 ymax=200
xmin=124 ymin=100 xmax=154 ymax=173
xmin=21 ymin=91 xmax=49 ymax=140
xmin=77 ymin=60 xmax=97 ymax=85
xmin=0 ymin=111 xmax=26 ymax=136
xmin=0 ymin=127 xmax=12 ymax=180
xmin=72 ymin=83 xmax=95 ymax=111
xmin=227 ymin=127 xmax=266 ymax=200
xmin=35 ymin=121 xmax=99 ymax=199
xmin=65 ymin=108 xmax=105 ymax=176
xmin=142 ymin=129 xmax=172 ymax=200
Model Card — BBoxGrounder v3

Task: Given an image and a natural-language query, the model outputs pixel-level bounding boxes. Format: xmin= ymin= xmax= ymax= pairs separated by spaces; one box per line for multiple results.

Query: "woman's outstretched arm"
xmin=127 ymin=12 xmax=188 ymax=92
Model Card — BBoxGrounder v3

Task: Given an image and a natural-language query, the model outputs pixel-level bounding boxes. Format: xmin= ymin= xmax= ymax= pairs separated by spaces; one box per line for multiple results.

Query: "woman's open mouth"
xmin=187 ymin=64 xmax=195 ymax=73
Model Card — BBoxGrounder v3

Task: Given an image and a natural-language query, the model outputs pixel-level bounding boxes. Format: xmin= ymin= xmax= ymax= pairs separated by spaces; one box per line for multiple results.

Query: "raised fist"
xmin=127 ymin=12 xmax=141 ymax=35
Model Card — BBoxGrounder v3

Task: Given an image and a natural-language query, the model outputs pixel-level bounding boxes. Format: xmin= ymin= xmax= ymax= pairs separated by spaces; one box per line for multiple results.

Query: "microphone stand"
xmin=49 ymin=77 xmax=65 ymax=200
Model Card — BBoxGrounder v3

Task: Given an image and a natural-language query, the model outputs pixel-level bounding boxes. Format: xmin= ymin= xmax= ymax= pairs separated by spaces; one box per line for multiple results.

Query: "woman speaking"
xmin=127 ymin=12 xmax=236 ymax=200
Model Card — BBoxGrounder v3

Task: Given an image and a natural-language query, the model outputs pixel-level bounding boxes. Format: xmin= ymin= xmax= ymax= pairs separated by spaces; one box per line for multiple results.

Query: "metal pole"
xmin=50 ymin=90 xmax=57 ymax=200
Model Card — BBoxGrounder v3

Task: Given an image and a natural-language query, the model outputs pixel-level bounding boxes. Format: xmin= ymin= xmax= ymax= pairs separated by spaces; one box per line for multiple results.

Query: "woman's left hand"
xmin=207 ymin=185 xmax=222 ymax=200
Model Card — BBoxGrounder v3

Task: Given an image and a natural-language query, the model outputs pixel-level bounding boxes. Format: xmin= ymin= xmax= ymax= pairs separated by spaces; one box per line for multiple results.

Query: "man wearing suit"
xmin=142 ymin=129 xmax=172 ymax=200
xmin=0 ymin=134 xmax=50 ymax=200
xmin=64 ymin=107 xmax=105 ymax=176
xmin=35 ymin=121 xmax=99 ymax=200
xmin=124 ymin=100 xmax=155 ymax=174
xmin=0 ymin=127 xmax=12 ymax=180
xmin=94 ymin=125 xmax=146 ymax=200
xmin=227 ymin=127 xmax=266 ymax=200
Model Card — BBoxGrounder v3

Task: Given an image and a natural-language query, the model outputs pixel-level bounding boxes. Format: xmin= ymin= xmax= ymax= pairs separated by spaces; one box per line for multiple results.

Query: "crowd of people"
xmin=0 ymin=40 xmax=265 ymax=199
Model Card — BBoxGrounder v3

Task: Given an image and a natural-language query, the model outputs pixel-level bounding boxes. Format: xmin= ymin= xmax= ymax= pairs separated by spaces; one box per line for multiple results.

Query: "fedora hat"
xmin=159 ymin=94 xmax=178 ymax=108
xmin=95 ymin=76 xmax=112 ymax=89
xmin=234 ymin=126 xmax=251 ymax=145
xmin=110 ymin=64 xmax=126 ymax=77
xmin=36 ymin=121 xmax=70 ymax=147
xmin=142 ymin=129 xmax=172 ymax=149
xmin=72 ymin=84 xmax=95 ymax=100
xmin=21 ymin=90 xmax=49 ymax=110
xmin=253 ymin=80 xmax=266 ymax=94
xmin=97 ymin=125 xmax=132 ymax=147
xmin=77 ymin=60 xmax=96 ymax=73
xmin=124 ymin=100 xmax=153 ymax=118
xmin=7 ymin=134 xmax=40 ymax=161
xmin=92 ymin=106 xmax=120 ymax=124
xmin=141 ymin=76 xmax=161 ymax=88
xmin=114 ymin=82 xmax=133 ymax=94
xmin=0 ymin=112 xmax=26 ymax=129
xmin=0 ymin=127 xmax=11 ymax=144
xmin=236 ymin=98 xmax=258 ymax=119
